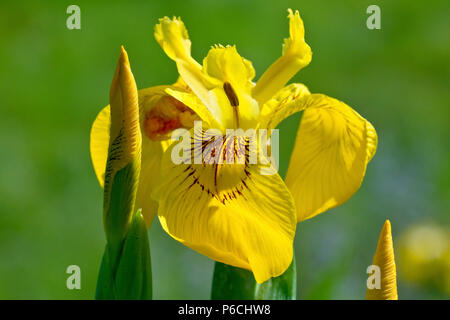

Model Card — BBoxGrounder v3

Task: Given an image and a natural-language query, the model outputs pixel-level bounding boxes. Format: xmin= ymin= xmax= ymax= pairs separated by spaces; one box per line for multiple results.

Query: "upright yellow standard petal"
xmin=203 ymin=46 xmax=259 ymax=130
xmin=284 ymin=94 xmax=377 ymax=222
xmin=366 ymin=220 xmax=398 ymax=300
xmin=253 ymin=9 xmax=312 ymax=105
xmin=155 ymin=18 xmax=260 ymax=131
xmin=202 ymin=45 xmax=255 ymax=91
xmin=154 ymin=16 xmax=215 ymax=108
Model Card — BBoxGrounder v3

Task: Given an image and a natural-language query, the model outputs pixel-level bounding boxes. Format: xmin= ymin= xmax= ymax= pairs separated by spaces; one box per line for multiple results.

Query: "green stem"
xmin=211 ymin=256 xmax=296 ymax=300
xmin=95 ymin=209 xmax=152 ymax=300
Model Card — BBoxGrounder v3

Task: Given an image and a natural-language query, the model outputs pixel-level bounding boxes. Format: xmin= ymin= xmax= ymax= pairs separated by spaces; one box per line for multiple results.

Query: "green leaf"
xmin=211 ymin=262 xmax=256 ymax=300
xmin=95 ymin=209 xmax=152 ymax=300
xmin=95 ymin=246 xmax=115 ymax=300
xmin=255 ymin=258 xmax=296 ymax=299
xmin=211 ymin=257 xmax=296 ymax=300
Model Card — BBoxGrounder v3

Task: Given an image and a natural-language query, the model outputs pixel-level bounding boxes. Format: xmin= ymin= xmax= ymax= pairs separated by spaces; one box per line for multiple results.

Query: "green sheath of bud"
xmin=96 ymin=209 xmax=152 ymax=299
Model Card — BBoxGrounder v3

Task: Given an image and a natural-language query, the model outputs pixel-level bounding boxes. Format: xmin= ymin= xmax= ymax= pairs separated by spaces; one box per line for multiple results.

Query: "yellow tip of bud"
xmin=118 ymin=45 xmax=130 ymax=68
xmin=381 ymin=220 xmax=392 ymax=240
xmin=108 ymin=46 xmax=141 ymax=167
xmin=366 ymin=220 xmax=398 ymax=300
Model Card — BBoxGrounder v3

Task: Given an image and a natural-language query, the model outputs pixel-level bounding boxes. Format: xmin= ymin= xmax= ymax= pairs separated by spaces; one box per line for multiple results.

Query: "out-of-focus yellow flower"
xmin=366 ymin=220 xmax=398 ymax=300
xmin=397 ymin=223 xmax=450 ymax=295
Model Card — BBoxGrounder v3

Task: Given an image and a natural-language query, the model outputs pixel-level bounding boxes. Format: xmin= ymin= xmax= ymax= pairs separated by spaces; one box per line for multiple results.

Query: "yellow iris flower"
xmin=90 ymin=9 xmax=377 ymax=283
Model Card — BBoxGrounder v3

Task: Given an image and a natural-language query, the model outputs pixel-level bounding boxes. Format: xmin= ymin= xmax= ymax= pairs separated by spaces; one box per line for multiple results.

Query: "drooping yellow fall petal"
xmin=134 ymin=138 xmax=164 ymax=227
xmin=152 ymin=129 xmax=297 ymax=283
xmin=366 ymin=220 xmax=398 ymax=300
xmin=284 ymin=94 xmax=377 ymax=222
xmin=252 ymin=9 xmax=312 ymax=105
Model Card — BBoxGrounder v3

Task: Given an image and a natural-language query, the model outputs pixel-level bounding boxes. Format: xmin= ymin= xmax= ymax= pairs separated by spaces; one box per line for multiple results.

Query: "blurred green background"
xmin=0 ymin=0 xmax=449 ymax=299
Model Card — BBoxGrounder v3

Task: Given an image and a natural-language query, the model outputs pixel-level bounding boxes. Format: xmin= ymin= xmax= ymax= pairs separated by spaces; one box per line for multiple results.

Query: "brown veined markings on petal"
xmin=103 ymin=127 xmax=126 ymax=208
xmin=178 ymin=131 xmax=253 ymax=205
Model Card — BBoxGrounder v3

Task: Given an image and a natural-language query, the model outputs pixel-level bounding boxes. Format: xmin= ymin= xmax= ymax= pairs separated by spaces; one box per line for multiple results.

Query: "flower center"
xmin=143 ymin=95 xmax=199 ymax=141
xmin=186 ymin=133 xmax=253 ymax=201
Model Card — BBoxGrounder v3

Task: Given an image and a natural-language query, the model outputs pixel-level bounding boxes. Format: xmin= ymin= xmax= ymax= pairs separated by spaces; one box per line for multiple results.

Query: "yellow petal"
xmin=258 ymin=83 xmax=310 ymax=131
xmin=202 ymin=45 xmax=255 ymax=91
xmin=90 ymin=105 xmax=111 ymax=188
xmin=252 ymin=9 xmax=312 ymax=105
xmin=139 ymin=83 xmax=207 ymax=142
xmin=154 ymin=16 xmax=191 ymax=61
xmin=154 ymin=18 xmax=260 ymax=131
xmin=134 ymin=138 xmax=164 ymax=228
xmin=154 ymin=16 xmax=215 ymax=108
xmin=284 ymin=94 xmax=377 ymax=222
xmin=202 ymin=45 xmax=259 ymax=130
xmin=165 ymin=88 xmax=223 ymax=130
xmin=152 ymin=130 xmax=297 ymax=283
xmin=366 ymin=220 xmax=398 ymax=300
